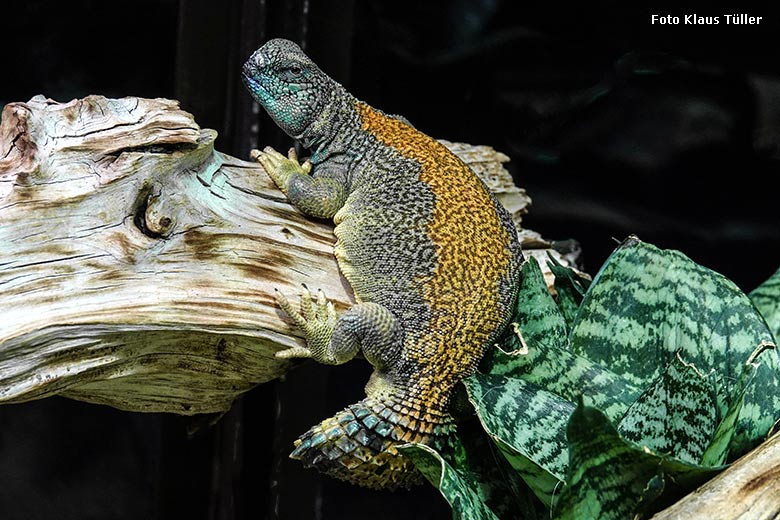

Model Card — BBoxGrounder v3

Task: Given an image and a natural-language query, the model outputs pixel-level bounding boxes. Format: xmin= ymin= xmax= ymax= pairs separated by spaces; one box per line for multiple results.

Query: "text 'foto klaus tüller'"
xmin=651 ymin=14 xmax=763 ymax=25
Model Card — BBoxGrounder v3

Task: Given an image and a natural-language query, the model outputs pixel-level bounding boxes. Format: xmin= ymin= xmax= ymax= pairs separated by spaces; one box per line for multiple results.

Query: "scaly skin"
xmin=242 ymin=39 xmax=522 ymax=489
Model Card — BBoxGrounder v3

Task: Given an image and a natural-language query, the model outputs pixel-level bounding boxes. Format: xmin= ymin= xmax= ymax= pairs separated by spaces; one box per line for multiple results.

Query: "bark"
xmin=0 ymin=95 xmax=562 ymax=415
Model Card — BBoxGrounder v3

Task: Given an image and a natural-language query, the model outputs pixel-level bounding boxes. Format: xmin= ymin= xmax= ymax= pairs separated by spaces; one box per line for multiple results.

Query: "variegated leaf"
xmin=500 ymin=256 xmax=569 ymax=351
xmin=463 ymin=374 xmax=572 ymax=506
xmin=555 ymin=401 xmax=720 ymax=520
xmin=750 ymin=267 xmax=780 ymax=342
xmin=485 ymin=344 xmax=639 ymax=421
xmin=451 ymin=423 xmax=546 ymax=520
xmin=700 ymin=344 xmax=764 ymax=466
xmin=400 ymin=443 xmax=500 ymax=520
xmin=569 ymin=236 xmax=779 ymax=456
xmin=547 ymin=253 xmax=590 ymax=327
xmin=401 ymin=424 xmax=544 ymax=520
xmin=617 ymin=353 xmax=717 ymax=465
xmin=483 ymin=257 xmax=639 ymax=419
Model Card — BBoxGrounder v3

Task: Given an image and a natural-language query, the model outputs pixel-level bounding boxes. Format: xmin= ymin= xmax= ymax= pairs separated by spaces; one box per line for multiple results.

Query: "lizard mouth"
xmin=241 ymin=62 xmax=258 ymax=86
xmin=241 ymin=72 xmax=259 ymax=90
xmin=241 ymin=58 xmax=268 ymax=90
xmin=241 ymin=69 xmax=272 ymax=104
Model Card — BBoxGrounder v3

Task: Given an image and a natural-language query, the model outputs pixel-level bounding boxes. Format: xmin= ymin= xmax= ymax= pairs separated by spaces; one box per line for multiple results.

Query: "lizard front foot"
xmin=250 ymin=146 xmax=312 ymax=195
xmin=275 ymin=285 xmax=337 ymax=362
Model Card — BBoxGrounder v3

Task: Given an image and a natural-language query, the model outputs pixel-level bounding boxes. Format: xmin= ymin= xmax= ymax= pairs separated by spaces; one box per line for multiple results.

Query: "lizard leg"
xmin=275 ymin=287 xmax=403 ymax=368
xmin=331 ymin=301 xmax=404 ymax=372
xmin=251 ymin=146 xmax=346 ymax=219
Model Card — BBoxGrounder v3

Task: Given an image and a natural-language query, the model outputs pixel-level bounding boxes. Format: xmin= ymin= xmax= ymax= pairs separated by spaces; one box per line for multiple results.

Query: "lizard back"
xmin=335 ymin=101 xmax=521 ymax=409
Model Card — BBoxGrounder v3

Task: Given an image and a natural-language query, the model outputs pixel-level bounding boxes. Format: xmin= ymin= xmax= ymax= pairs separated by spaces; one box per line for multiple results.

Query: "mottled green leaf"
xmin=464 ymin=374 xmax=572 ymax=505
xmin=401 ymin=443 xmax=500 ymax=520
xmin=570 ymin=236 xmax=779 ymax=455
xmin=700 ymin=344 xmax=764 ymax=466
xmin=485 ymin=345 xmax=639 ymax=421
xmin=453 ymin=422 xmax=546 ymax=520
xmin=617 ymin=353 xmax=717 ymax=465
xmin=555 ymin=402 xmax=720 ymax=520
xmin=402 ymin=424 xmax=545 ymax=520
xmin=489 ymin=435 xmax=563 ymax=510
xmin=503 ymin=256 xmax=569 ymax=351
xmin=463 ymin=238 xmax=776 ymax=520
xmin=750 ymin=267 xmax=780 ymax=341
xmin=547 ymin=253 xmax=590 ymax=327
xmin=483 ymin=257 xmax=639 ymax=419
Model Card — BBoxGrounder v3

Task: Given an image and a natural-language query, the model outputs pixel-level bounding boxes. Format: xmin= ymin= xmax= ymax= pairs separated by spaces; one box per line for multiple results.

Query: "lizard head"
xmin=242 ymin=39 xmax=338 ymax=140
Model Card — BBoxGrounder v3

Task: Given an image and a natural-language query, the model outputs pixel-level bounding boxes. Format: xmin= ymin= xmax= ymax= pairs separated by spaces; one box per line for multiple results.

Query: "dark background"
xmin=1 ymin=1 xmax=778 ymax=519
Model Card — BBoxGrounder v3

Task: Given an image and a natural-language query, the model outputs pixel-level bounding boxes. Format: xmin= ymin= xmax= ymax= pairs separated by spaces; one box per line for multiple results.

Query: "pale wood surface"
xmin=0 ymin=95 xmax=564 ymax=414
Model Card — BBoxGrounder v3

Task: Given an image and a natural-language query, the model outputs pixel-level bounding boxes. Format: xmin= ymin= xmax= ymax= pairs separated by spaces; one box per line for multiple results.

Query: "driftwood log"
xmin=0 ymin=94 xmax=563 ymax=415
xmin=0 ymin=95 xmax=778 ymax=518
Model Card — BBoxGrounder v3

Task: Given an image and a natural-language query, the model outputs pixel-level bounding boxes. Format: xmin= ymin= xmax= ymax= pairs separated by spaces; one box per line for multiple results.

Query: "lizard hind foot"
xmin=290 ymin=396 xmax=454 ymax=490
xmin=273 ymin=286 xmax=337 ymax=361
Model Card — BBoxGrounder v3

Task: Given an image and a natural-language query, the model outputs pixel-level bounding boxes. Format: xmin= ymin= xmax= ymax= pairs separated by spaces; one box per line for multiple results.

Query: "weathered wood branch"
xmin=1 ymin=95 xmax=777 ymax=517
xmin=0 ymin=95 xmax=566 ymax=415
xmin=652 ymin=431 xmax=780 ymax=520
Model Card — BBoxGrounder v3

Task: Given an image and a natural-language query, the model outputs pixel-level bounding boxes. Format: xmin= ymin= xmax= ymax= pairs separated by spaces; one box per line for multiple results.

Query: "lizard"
xmin=242 ymin=38 xmax=522 ymax=490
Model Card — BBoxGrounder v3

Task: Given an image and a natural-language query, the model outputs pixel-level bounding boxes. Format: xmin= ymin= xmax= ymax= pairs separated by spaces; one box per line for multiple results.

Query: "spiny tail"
xmin=290 ymin=395 xmax=454 ymax=490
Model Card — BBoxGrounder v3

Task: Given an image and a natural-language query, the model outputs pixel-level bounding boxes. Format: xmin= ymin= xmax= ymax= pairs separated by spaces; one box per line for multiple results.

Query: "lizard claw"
xmin=274 ymin=286 xmax=337 ymax=360
xmin=253 ymin=146 xmax=312 ymax=193
xmin=276 ymin=345 xmax=314 ymax=360
xmin=285 ymin=148 xmax=313 ymax=174
xmin=274 ymin=288 xmax=308 ymax=329
xmin=301 ymin=159 xmax=312 ymax=174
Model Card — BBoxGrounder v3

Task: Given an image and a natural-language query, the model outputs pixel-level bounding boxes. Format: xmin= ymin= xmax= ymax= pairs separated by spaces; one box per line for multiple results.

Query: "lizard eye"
xmin=278 ymin=64 xmax=305 ymax=82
